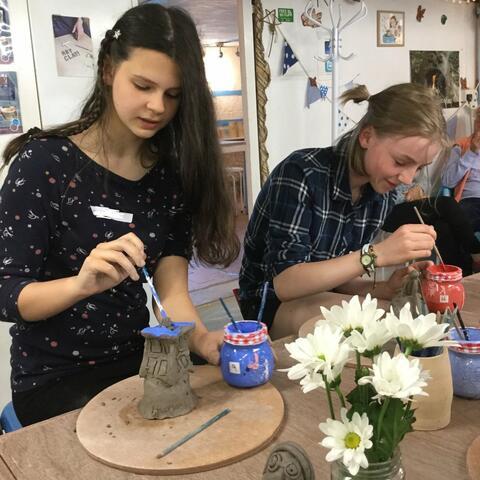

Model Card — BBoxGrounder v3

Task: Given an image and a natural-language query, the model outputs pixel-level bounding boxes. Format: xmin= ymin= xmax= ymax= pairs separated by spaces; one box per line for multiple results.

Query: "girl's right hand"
xmin=374 ymin=224 xmax=436 ymax=267
xmin=74 ymin=232 xmax=146 ymax=297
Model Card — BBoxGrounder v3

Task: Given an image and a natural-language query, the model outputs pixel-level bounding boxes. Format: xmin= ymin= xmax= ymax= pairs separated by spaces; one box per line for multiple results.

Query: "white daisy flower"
xmin=358 ymin=351 xmax=430 ymax=402
xmin=348 ymin=317 xmax=394 ymax=357
xmin=321 ymin=294 xmax=385 ymax=335
xmin=299 ymin=369 xmax=326 ymax=393
xmin=319 ymin=407 xmax=373 ymax=476
xmin=283 ymin=323 xmax=353 ymax=390
xmin=385 ymin=303 xmax=457 ymax=352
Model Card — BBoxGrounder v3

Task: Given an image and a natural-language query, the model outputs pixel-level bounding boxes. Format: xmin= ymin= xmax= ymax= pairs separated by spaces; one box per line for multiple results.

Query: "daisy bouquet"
xmin=282 ymin=295 xmax=456 ymax=476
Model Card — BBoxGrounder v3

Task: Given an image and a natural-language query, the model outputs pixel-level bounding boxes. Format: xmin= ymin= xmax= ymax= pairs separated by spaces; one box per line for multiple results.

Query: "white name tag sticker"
xmin=90 ymin=206 xmax=133 ymax=223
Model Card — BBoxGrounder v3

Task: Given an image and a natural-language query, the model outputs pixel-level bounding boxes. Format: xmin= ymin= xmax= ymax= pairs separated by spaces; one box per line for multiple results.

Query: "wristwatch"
xmin=360 ymin=244 xmax=377 ymax=275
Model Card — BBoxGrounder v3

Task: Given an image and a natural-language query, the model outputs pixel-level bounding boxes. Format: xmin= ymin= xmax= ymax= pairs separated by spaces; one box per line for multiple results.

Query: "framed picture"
xmin=377 ymin=11 xmax=404 ymax=47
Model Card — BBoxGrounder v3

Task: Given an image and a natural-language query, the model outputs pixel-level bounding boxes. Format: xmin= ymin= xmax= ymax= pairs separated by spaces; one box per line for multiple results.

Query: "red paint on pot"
xmin=421 ymin=264 xmax=465 ymax=313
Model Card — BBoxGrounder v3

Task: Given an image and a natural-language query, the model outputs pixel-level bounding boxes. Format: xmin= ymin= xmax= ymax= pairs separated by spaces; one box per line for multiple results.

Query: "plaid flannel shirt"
xmin=239 ymin=138 xmax=397 ymax=301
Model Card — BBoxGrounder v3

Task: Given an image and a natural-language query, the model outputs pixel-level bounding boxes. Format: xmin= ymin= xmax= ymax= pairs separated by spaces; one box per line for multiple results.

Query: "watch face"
xmin=361 ymin=255 xmax=372 ymax=267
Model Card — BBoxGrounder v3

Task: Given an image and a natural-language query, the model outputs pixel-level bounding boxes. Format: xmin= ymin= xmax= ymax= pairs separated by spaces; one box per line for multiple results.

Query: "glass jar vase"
xmin=330 ymin=449 xmax=405 ymax=480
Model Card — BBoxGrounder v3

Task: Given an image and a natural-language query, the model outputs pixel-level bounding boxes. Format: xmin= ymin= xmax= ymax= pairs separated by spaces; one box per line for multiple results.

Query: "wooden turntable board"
xmin=76 ymin=365 xmax=284 ymax=475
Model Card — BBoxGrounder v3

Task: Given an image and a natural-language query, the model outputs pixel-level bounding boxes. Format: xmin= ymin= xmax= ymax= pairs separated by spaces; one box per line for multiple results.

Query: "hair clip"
xmin=27 ymin=126 xmax=41 ymax=139
xmin=113 ymin=29 xmax=121 ymax=40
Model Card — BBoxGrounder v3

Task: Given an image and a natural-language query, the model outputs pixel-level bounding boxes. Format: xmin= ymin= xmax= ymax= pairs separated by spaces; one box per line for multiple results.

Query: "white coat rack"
xmin=304 ymin=0 xmax=367 ymax=142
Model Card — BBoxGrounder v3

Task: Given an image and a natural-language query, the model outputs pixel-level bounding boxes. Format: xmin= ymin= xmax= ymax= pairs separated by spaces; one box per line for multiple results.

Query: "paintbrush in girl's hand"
xmin=141 ymin=266 xmax=169 ymax=322
xmin=413 ymin=206 xmax=446 ymax=271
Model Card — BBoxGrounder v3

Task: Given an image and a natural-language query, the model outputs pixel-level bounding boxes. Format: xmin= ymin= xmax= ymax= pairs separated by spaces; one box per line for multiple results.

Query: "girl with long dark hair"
xmin=0 ymin=3 xmax=239 ymax=425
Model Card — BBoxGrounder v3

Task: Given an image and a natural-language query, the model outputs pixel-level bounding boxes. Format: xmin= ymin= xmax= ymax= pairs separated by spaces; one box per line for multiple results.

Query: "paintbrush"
xmin=141 ymin=267 xmax=169 ymax=322
xmin=413 ymin=206 xmax=446 ymax=271
xmin=453 ymin=303 xmax=469 ymax=340
xmin=156 ymin=408 xmax=231 ymax=459
xmin=219 ymin=297 xmax=240 ymax=332
xmin=447 ymin=306 xmax=466 ymax=340
xmin=256 ymin=282 xmax=269 ymax=326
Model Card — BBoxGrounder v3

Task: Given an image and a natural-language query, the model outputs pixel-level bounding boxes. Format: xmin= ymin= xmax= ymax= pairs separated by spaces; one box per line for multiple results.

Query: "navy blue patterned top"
xmin=239 ymin=138 xmax=397 ymax=301
xmin=0 ymin=137 xmax=192 ymax=392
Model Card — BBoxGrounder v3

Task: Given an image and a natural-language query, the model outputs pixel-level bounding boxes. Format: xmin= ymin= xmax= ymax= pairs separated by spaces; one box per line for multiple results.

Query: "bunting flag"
xmin=306 ymin=77 xmax=322 ymax=108
xmin=343 ymin=74 xmax=360 ymax=92
xmin=282 ymin=40 xmax=298 ymax=75
xmin=319 ymin=85 xmax=329 ymax=99
xmin=337 ymin=108 xmax=356 ymax=135
xmin=306 ymin=77 xmax=329 ymax=108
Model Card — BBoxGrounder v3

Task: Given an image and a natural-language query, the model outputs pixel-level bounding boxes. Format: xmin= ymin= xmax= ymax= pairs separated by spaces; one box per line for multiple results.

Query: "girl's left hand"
xmin=384 ymin=260 xmax=433 ymax=297
xmin=191 ymin=330 xmax=224 ymax=366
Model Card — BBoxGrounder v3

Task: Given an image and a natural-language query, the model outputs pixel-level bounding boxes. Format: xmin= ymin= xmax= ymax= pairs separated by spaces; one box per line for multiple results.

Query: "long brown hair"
xmin=339 ymin=83 xmax=449 ymax=177
xmin=3 ymin=4 xmax=239 ymax=266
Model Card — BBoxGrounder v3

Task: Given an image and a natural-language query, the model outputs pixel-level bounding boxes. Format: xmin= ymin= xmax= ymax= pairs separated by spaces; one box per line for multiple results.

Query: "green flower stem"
xmin=323 ymin=375 xmax=336 ymax=420
xmin=393 ymin=405 xmax=398 ymax=446
xmin=376 ymin=397 xmax=390 ymax=440
xmin=356 ymin=351 xmax=361 ymax=374
xmin=363 ymin=383 xmax=369 ymax=411
xmin=404 ymin=399 xmax=412 ymax=418
xmin=404 ymin=345 xmax=412 ymax=357
xmin=335 ymin=385 xmax=346 ymax=408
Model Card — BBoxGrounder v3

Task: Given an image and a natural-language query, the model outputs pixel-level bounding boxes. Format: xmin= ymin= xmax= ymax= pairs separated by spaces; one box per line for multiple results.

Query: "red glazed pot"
xmin=421 ymin=264 xmax=465 ymax=313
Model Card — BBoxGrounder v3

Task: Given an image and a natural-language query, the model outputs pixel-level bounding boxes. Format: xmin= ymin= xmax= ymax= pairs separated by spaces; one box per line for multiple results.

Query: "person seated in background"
xmin=441 ymin=107 xmax=480 ymax=232
xmin=382 ymin=184 xmax=480 ymax=276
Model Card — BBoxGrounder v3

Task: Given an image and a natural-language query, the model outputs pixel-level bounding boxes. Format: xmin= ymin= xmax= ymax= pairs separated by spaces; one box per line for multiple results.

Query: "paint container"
xmin=421 ymin=264 xmax=465 ymax=313
xmin=448 ymin=327 xmax=480 ymax=399
xmin=220 ymin=320 xmax=274 ymax=388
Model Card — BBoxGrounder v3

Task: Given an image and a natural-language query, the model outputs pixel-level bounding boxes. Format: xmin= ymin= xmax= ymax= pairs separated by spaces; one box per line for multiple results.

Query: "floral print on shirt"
xmin=0 ymin=137 xmax=192 ymax=392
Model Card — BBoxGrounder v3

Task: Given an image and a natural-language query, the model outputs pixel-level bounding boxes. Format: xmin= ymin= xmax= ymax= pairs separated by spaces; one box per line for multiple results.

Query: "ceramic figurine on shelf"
xmin=138 ymin=319 xmax=197 ymax=420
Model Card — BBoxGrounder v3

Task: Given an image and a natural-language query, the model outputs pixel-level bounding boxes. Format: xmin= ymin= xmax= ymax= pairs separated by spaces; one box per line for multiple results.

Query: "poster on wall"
xmin=410 ymin=50 xmax=460 ymax=108
xmin=51 ymin=15 xmax=94 ymax=77
xmin=0 ymin=0 xmax=13 ymax=64
xmin=0 ymin=72 xmax=22 ymax=134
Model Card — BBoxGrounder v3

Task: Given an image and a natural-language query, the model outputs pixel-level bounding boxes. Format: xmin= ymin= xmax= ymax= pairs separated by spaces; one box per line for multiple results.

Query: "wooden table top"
xmin=1 ymin=274 xmax=479 ymax=480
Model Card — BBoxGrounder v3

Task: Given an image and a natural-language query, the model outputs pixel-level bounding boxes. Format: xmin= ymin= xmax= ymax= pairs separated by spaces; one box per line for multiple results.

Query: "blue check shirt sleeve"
xmin=265 ymin=160 xmax=314 ymax=277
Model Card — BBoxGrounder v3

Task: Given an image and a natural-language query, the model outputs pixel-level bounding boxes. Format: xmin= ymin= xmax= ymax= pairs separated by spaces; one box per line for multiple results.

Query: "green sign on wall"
xmin=277 ymin=8 xmax=294 ymax=22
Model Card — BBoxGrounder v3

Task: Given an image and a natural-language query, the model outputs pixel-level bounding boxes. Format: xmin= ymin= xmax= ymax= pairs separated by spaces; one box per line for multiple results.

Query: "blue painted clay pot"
xmin=448 ymin=327 xmax=480 ymax=399
xmin=220 ymin=320 xmax=274 ymax=388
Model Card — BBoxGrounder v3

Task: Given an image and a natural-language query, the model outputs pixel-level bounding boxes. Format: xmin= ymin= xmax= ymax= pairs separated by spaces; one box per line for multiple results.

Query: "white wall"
xmin=241 ymin=0 xmax=477 ymax=196
xmin=28 ymin=0 xmax=133 ymax=127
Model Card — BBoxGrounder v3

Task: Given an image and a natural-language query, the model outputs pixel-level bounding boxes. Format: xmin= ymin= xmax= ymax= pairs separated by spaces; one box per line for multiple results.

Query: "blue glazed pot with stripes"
xmin=448 ymin=327 xmax=480 ymax=399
